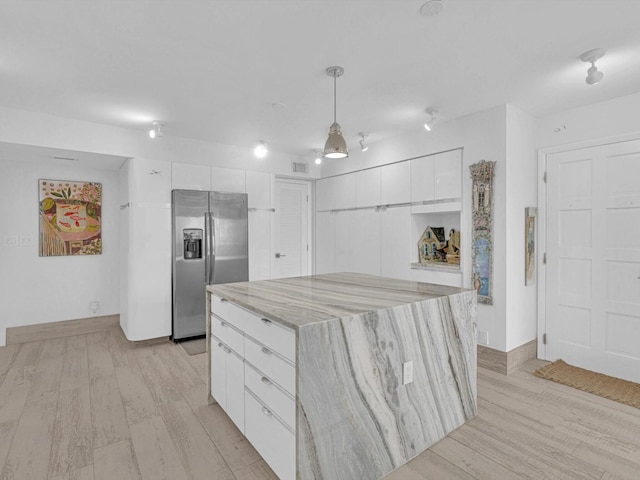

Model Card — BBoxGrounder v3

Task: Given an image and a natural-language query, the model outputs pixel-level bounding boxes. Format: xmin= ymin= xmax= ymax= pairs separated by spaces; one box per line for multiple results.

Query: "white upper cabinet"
xmin=334 ymin=173 xmax=357 ymax=210
xmin=130 ymin=158 xmax=172 ymax=205
xmin=315 ymin=177 xmax=334 ymax=212
xmin=434 ymin=149 xmax=462 ymax=200
xmin=245 ymin=171 xmax=272 ymax=209
xmin=315 ymin=211 xmax=335 ymax=274
xmin=172 ymin=162 xmax=211 ymax=191
xmin=411 ymin=155 xmax=435 ymax=203
xmin=356 ymin=168 xmax=381 ymax=208
xmin=211 ymin=166 xmax=246 ymax=194
xmin=380 ymin=161 xmax=411 ymax=205
xmin=353 ymin=209 xmax=381 ymax=276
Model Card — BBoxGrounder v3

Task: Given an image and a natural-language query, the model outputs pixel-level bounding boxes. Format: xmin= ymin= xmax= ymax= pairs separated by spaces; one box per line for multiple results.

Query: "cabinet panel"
xmin=246 ymin=171 xmax=272 ymax=209
xmin=434 ymin=150 xmax=462 ymax=199
xmin=333 ymin=173 xmax=356 ymax=210
xmin=243 ymin=314 xmax=296 ymax=363
xmin=210 ymin=336 xmax=226 ymax=409
xmin=356 ymin=169 xmax=381 ymax=208
xmin=172 ymin=162 xmax=211 ymax=191
xmin=411 ymin=156 xmax=435 ymax=203
xmin=245 ymin=337 xmax=295 ymax=394
xmin=211 ymin=315 xmax=244 ymax=355
xmin=354 ymin=210 xmax=381 ymax=276
xmin=211 ymin=166 xmax=246 ymax=194
xmin=245 ymin=362 xmax=295 ymax=430
xmin=381 ymin=161 xmax=410 ymax=205
xmin=380 ymin=207 xmax=412 ymax=280
xmin=315 ymin=177 xmax=334 ymax=212
xmin=334 ymin=210 xmax=356 ymax=272
xmin=315 ymin=212 xmax=335 ymax=274
xmin=226 ymin=350 xmax=245 ymax=433
xmin=249 ymin=210 xmax=271 ymax=281
xmin=130 ymin=158 xmax=171 ymax=205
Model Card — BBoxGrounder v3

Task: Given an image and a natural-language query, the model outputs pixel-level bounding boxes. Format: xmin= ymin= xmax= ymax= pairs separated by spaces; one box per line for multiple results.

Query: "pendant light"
xmin=323 ymin=66 xmax=348 ymax=159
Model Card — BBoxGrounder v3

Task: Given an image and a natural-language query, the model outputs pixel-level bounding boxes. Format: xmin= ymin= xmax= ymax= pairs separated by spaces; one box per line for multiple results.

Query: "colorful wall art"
xmin=469 ymin=160 xmax=496 ymax=304
xmin=39 ymin=179 xmax=102 ymax=256
xmin=525 ymin=207 xmax=536 ymax=285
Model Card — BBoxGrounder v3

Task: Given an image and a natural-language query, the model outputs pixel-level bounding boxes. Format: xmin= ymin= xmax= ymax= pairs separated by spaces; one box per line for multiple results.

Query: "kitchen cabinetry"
xmin=172 ymin=162 xmax=212 ymax=190
xmin=411 ymin=149 xmax=462 ymax=202
xmin=380 ymin=207 xmax=411 ymax=280
xmin=333 ymin=173 xmax=356 ymax=210
xmin=211 ymin=166 xmax=246 ymax=193
xmin=209 ymin=295 xmax=296 ymax=480
xmin=356 ymin=168 xmax=381 ymax=208
xmin=315 ymin=211 xmax=334 ymax=274
xmin=380 ymin=161 xmax=411 ymax=205
xmin=354 ymin=209 xmax=381 ymax=276
xmin=315 ymin=177 xmax=334 ymax=212
xmin=245 ymin=171 xmax=272 ymax=209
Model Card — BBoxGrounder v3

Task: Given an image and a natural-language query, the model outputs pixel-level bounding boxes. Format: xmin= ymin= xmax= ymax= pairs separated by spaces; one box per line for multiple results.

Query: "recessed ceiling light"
xmin=420 ymin=0 xmax=445 ymax=17
xmin=254 ymin=141 xmax=268 ymax=158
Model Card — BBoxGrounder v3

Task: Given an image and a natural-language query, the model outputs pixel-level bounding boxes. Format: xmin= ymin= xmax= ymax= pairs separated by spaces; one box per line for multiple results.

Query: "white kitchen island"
xmin=206 ymin=272 xmax=477 ymax=480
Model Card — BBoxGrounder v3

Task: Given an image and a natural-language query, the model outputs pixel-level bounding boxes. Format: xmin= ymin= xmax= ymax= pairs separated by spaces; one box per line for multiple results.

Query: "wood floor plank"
xmin=383 ymin=465 xmax=428 ymax=480
xmin=114 ymin=363 xmax=158 ymax=426
xmin=0 ymin=344 xmax=20 ymax=380
xmin=136 ymin=354 xmax=186 ymax=405
xmin=59 ymin=335 xmax=89 ymax=392
xmin=9 ymin=340 xmax=43 ymax=380
xmin=90 ymin=373 xmax=130 ymax=449
xmin=25 ymin=352 xmax=64 ymax=407
xmin=571 ymin=442 xmax=640 ymax=480
xmin=93 ymin=440 xmax=142 ymax=480
xmin=0 ymin=396 xmax=57 ymax=480
xmin=231 ymin=459 xmax=278 ymax=479
xmin=129 ymin=415 xmax=189 ymax=480
xmin=87 ymin=333 xmax=116 ymax=380
xmin=0 ymin=368 xmax=31 ymax=423
xmin=93 ymin=439 xmax=141 ymax=480
xmin=49 ymin=385 xmax=93 ymax=477
xmin=154 ymin=342 xmax=206 ymax=390
xmin=400 ymin=449 xmax=478 ymax=480
xmin=158 ymin=399 xmax=232 ymax=479
xmin=50 ymin=464 xmax=95 ymax=480
xmin=0 ymin=420 xmax=17 ymax=474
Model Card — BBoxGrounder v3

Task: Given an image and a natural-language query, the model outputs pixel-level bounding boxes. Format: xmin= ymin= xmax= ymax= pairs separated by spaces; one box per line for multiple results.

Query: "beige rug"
xmin=534 ymin=359 xmax=640 ymax=409
xmin=180 ymin=338 xmax=206 ymax=356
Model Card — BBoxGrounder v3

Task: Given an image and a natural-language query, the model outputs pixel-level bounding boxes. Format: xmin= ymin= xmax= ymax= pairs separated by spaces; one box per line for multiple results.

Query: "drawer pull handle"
xmin=261 ymin=376 xmax=272 ymax=385
xmin=220 ymin=298 xmax=228 ymax=303
xmin=220 ymin=321 xmax=227 ymax=327
xmin=223 ymin=346 xmax=231 ymax=354
xmin=262 ymin=406 xmax=272 ymax=417
xmin=261 ymin=347 xmax=272 ymax=355
xmin=218 ymin=343 xmax=223 ymax=348
xmin=261 ymin=318 xmax=272 ymax=325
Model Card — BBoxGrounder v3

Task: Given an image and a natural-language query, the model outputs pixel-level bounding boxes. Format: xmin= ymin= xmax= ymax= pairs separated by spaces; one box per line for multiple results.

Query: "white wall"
xmin=505 ymin=104 xmax=538 ymax=351
xmin=0 ymin=158 xmax=119 ymax=346
xmin=323 ymin=105 xmax=509 ymax=351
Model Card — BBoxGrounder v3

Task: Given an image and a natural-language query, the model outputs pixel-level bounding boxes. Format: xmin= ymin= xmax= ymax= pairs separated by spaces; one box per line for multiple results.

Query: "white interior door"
xmin=272 ymin=179 xmax=310 ymax=279
xmin=545 ymin=139 xmax=640 ymax=382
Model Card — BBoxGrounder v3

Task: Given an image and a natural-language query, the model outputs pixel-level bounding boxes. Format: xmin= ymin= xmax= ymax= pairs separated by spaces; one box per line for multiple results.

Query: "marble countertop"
xmin=207 ymin=272 xmax=471 ymax=330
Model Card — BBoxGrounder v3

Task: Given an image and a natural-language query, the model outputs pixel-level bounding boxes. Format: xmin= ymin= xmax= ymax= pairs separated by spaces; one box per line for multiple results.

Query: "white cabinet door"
xmin=356 ymin=168 xmax=381 ymax=208
xmin=226 ymin=350 xmax=245 ymax=433
xmin=315 ymin=211 xmax=335 ymax=274
xmin=172 ymin=162 xmax=211 ymax=191
xmin=380 ymin=207 xmax=411 ymax=280
xmin=211 ymin=166 xmax=246 ymax=194
xmin=249 ymin=210 xmax=271 ymax=281
xmin=333 ymin=173 xmax=356 ymax=210
xmin=354 ymin=210 xmax=381 ymax=276
xmin=210 ymin=338 xmax=226 ymax=409
xmin=246 ymin=171 xmax=272 ymax=209
xmin=381 ymin=161 xmax=410 ymax=205
xmin=334 ymin=210 xmax=356 ymax=272
xmin=411 ymin=156 xmax=435 ymax=203
xmin=315 ymin=177 xmax=334 ymax=212
xmin=434 ymin=149 xmax=462 ymax=200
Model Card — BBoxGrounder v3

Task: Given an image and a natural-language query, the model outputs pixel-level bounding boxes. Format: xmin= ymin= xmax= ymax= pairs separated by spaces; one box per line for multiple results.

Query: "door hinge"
xmin=542 ymin=333 xmax=547 ymax=345
xmin=543 ymin=252 xmax=546 ymax=264
xmin=543 ymin=171 xmax=547 ymax=183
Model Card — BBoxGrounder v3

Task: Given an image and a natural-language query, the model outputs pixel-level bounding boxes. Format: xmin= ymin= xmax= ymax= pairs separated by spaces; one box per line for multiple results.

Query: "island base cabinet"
xmin=245 ymin=390 xmax=295 ymax=480
xmin=211 ymin=336 xmax=245 ymax=433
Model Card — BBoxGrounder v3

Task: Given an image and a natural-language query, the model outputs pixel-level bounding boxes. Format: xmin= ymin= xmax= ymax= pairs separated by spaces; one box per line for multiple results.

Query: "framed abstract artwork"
xmin=525 ymin=207 xmax=536 ymax=285
xmin=39 ymin=179 xmax=102 ymax=256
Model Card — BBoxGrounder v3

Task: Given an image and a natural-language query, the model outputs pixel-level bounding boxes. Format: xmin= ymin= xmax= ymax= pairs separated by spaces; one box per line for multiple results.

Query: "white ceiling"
xmin=1 ymin=0 xmax=639 ymax=158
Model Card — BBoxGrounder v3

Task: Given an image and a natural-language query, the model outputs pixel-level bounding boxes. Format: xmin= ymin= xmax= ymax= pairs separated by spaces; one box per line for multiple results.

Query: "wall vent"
xmin=292 ymin=162 xmax=308 ymax=174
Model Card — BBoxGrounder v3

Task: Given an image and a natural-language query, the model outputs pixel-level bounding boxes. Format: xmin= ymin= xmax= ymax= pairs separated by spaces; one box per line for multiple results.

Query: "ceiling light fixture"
xmin=313 ymin=149 xmax=323 ymax=165
xmin=580 ymin=48 xmax=606 ymax=85
xmin=149 ymin=121 xmax=165 ymax=139
xmin=358 ymin=132 xmax=369 ymax=152
xmin=424 ymin=108 xmax=438 ymax=131
xmin=254 ymin=140 xmax=268 ymax=158
xmin=420 ymin=0 xmax=445 ymax=16
xmin=323 ymin=66 xmax=348 ymax=159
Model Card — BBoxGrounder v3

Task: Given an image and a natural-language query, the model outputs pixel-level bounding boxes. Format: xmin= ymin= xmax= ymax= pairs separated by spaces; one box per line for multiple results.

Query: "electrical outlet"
xmin=90 ymin=301 xmax=100 ymax=315
xmin=477 ymin=330 xmax=489 ymax=345
xmin=4 ymin=235 xmax=18 ymax=247
xmin=19 ymin=235 xmax=33 ymax=246
xmin=402 ymin=361 xmax=414 ymax=385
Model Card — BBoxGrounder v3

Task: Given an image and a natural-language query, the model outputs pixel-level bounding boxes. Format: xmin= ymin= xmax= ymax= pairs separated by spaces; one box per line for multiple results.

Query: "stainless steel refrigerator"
xmin=172 ymin=189 xmax=248 ymax=341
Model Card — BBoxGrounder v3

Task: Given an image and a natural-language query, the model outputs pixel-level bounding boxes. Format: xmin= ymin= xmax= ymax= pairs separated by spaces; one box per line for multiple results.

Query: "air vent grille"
xmin=292 ymin=162 xmax=308 ymax=174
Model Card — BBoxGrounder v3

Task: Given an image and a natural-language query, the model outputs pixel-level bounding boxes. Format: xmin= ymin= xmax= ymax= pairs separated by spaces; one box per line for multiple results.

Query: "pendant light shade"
xmin=323 ymin=66 xmax=348 ymax=159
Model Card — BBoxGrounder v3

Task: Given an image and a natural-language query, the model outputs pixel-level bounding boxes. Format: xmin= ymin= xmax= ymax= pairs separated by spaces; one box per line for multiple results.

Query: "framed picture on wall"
xmin=525 ymin=207 xmax=536 ymax=285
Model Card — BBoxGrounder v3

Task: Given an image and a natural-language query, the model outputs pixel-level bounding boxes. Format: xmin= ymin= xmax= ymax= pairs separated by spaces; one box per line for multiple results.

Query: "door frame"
xmin=537 ymin=131 xmax=640 ymax=361
xmin=272 ymin=177 xmax=313 ymax=278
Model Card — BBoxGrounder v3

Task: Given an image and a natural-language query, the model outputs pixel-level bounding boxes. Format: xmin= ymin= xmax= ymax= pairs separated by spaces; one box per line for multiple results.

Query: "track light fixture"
xmin=424 ymin=108 xmax=438 ymax=131
xmin=254 ymin=141 xmax=268 ymax=158
xmin=149 ymin=121 xmax=165 ymax=139
xmin=323 ymin=66 xmax=348 ymax=159
xmin=358 ymin=132 xmax=369 ymax=152
xmin=580 ymin=48 xmax=606 ymax=85
xmin=313 ymin=149 xmax=323 ymax=165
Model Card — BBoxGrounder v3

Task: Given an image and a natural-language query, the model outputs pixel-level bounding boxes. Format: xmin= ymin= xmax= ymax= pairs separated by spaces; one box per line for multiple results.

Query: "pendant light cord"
xmin=333 ymin=72 xmax=337 ymax=124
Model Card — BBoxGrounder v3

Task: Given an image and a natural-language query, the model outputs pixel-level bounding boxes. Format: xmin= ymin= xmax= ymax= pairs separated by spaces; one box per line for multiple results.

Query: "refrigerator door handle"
xmin=209 ymin=212 xmax=216 ymax=283
xmin=204 ymin=213 xmax=211 ymax=284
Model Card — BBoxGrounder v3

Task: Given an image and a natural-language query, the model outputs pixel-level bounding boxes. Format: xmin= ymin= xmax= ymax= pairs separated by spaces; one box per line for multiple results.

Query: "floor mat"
xmin=180 ymin=338 xmax=206 ymax=356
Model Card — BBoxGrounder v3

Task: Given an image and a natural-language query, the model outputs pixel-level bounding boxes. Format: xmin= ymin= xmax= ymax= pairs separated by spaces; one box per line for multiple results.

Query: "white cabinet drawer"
xmin=211 ymin=315 xmax=243 ymax=355
xmin=245 ymin=362 xmax=295 ymax=430
xmin=245 ymin=389 xmax=295 ymax=480
xmin=245 ymin=337 xmax=295 ymax=395
xmin=243 ymin=315 xmax=296 ymax=363
xmin=212 ymin=295 xmax=250 ymax=331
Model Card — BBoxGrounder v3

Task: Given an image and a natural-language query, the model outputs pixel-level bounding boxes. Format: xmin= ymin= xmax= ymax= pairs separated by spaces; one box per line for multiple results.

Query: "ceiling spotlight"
xmin=149 ymin=121 xmax=165 ymax=139
xmin=424 ymin=108 xmax=438 ymax=131
xmin=254 ymin=141 xmax=268 ymax=158
xmin=313 ymin=149 xmax=323 ymax=165
xmin=323 ymin=66 xmax=348 ymax=159
xmin=580 ymin=48 xmax=606 ymax=85
xmin=358 ymin=132 xmax=369 ymax=152
xmin=420 ymin=0 xmax=445 ymax=16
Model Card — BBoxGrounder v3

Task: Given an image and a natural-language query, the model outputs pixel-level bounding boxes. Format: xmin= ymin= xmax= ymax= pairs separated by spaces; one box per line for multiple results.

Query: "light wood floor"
xmin=0 ymin=328 xmax=638 ymax=480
